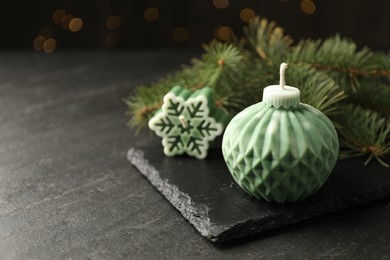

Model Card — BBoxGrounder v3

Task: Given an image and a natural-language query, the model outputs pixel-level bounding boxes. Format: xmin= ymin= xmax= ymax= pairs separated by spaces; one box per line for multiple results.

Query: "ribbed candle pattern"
xmin=222 ymin=102 xmax=339 ymax=203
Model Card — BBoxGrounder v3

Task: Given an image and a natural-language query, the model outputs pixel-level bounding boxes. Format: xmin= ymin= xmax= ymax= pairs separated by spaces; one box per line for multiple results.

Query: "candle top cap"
xmin=262 ymin=85 xmax=300 ymax=108
xmin=261 ymin=62 xmax=300 ymax=108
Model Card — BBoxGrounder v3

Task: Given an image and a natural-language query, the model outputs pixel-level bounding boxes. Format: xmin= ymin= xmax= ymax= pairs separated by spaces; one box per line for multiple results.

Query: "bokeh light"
xmin=144 ymin=7 xmax=159 ymax=22
xmin=69 ymin=18 xmax=83 ymax=32
xmin=61 ymin=14 xmax=74 ymax=29
xmin=172 ymin=27 xmax=189 ymax=42
xmin=106 ymin=16 xmax=122 ymax=30
xmin=301 ymin=0 xmax=316 ymax=14
xmin=43 ymin=38 xmax=56 ymax=53
xmin=52 ymin=9 xmax=66 ymax=24
xmin=240 ymin=8 xmax=255 ymax=22
xmin=213 ymin=0 xmax=229 ymax=9
xmin=27 ymin=1 xmax=342 ymax=51
xmin=33 ymin=36 xmax=45 ymax=51
xmin=215 ymin=26 xmax=233 ymax=41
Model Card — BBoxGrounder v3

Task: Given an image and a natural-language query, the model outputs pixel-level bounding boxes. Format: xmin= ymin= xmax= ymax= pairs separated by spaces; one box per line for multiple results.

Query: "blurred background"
xmin=0 ymin=0 xmax=389 ymax=53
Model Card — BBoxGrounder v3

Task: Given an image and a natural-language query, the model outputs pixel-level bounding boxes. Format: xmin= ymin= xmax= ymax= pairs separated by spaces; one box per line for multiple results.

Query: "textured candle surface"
xmin=222 ymin=102 xmax=339 ymax=202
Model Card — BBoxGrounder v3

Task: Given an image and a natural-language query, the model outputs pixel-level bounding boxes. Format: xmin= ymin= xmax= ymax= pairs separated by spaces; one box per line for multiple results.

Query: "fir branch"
xmin=305 ymin=63 xmax=390 ymax=77
xmin=286 ymin=66 xmax=347 ymax=115
xmin=347 ymin=82 xmax=390 ymax=117
xmin=289 ymin=36 xmax=377 ymax=91
xmin=372 ymin=51 xmax=390 ymax=70
xmin=338 ymin=104 xmax=390 ymax=167
xmin=244 ymin=17 xmax=293 ymax=66
xmin=125 ymin=15 xmax=390 ymax=167
xmin=244 ymin=18 xmax=390 ymax=92
xmin=192 ymin=41 xmax=247 ymax=92
xmin=215 ymin=77 xmax=266 ymax=115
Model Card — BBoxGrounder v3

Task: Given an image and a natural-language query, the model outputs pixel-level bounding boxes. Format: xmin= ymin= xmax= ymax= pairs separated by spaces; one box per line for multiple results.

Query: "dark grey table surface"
xmin=0 ymin=51 xmax=389 ymax=259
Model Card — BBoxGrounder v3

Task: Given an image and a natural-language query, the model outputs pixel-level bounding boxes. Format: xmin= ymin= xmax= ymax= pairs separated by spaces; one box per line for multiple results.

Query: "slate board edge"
xmin=128 ymin=147 xmax=390 ymax=243
xmin=127 ymin=148 xmax=229 ymax=241
xmin=219 ymin=186 xmax=390 ymax=242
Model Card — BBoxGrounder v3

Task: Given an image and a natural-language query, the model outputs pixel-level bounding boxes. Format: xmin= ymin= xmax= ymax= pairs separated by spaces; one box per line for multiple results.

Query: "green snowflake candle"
xmin=222 ymin=63 xmax=339 ymax=203
xmin=149 ymin=86 xmax=228 ymax=159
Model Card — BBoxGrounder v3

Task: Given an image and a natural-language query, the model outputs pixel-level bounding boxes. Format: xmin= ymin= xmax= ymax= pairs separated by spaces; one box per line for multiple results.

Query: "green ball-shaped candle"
xmin=222 ymin=63 xmax=339 ymax=203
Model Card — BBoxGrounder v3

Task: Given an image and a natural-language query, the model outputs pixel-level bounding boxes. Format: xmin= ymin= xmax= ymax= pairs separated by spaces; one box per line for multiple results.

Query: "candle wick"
xmin=280 ymin=62 xmax=288 ymax=90
xmin=179 ymin=115 xmax=188 ymax=128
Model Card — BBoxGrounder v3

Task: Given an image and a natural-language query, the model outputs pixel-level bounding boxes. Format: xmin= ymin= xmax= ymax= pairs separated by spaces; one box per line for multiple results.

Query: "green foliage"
xmin=347 ymin=82 xmax=390 ymax=117
xmin=125 ymin=16 xmax=390 ymax=166
xmin=192 ymin=41 xmax=246 ymax=91
xmin=338 ymin=104 xmax=390 ymax=167
xmin=286 ymin=66 xmax=346 ymax=115
xmin=289 ymin=36 xmax=375 ymax=91
xmin=244 ymin=17 xmax=293 ymax=66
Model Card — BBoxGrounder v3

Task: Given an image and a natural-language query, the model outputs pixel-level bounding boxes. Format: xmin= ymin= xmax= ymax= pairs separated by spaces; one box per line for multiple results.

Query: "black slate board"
xmin=128 ymin=138 xmax=390 ymax=242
